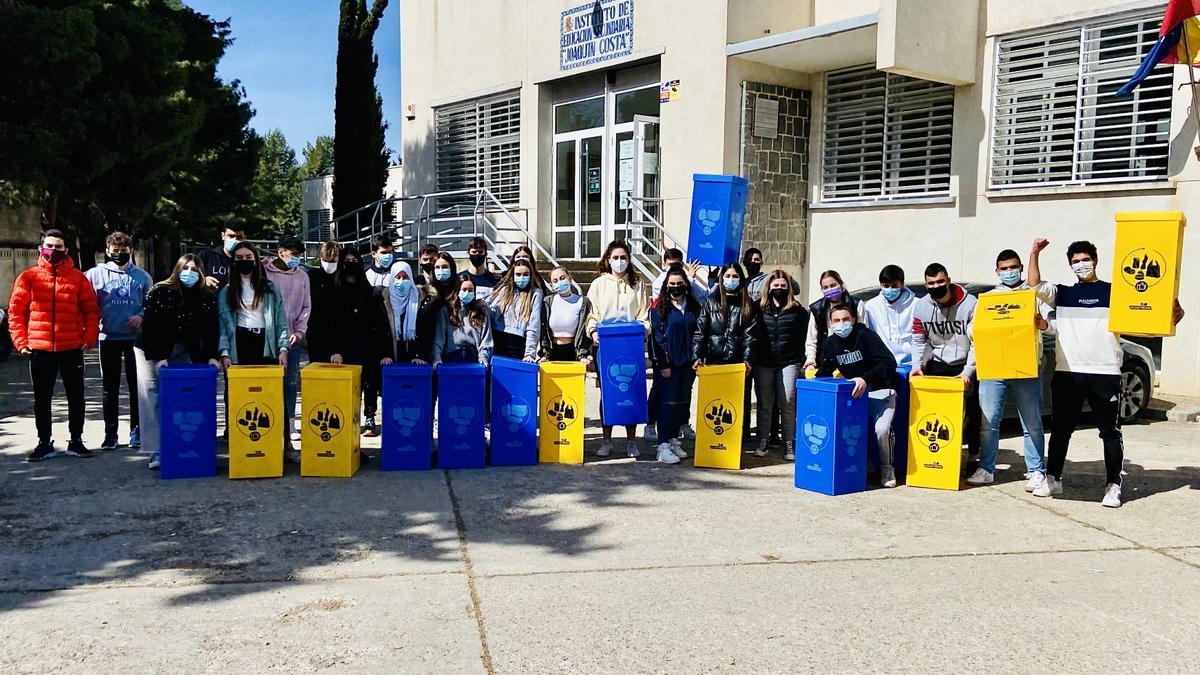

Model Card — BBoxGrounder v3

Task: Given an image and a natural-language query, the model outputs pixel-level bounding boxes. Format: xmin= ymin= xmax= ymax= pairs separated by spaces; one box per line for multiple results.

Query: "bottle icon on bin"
xmin=917 ymin=415 xmax=953 ymax=453
xmin=546 ymin=397 xmax=577 ymax=431
xmin=704 ymin=401 xmax=735 ymax=435
xmin=500 ymin=400 xmax=530 ymax=432
xmin=802 ymin=415 xmax=830 ymax=455
xmin=308 ymin=405 xmax=343 ymax=442
xmin=236 ymin=405 xmax=272 ymax=443
xmin=448 ymin=401 xmax=476 ymax=434
xmin=696 ymin=203 xmax=722 ymax=236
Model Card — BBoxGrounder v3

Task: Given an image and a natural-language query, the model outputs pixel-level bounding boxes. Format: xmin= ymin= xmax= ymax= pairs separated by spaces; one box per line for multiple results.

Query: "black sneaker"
xmin=64 ymin=438 xmax=94 ymax=458
xmin=100 ymin=433 xmax=119 ymax=451
xmin=361 ymin=417 xmax=379 ymax=438
xmin=25 ymin=440 xmax=56 ymax=463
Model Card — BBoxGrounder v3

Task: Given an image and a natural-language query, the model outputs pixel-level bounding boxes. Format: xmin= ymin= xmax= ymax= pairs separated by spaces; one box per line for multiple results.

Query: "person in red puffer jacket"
xmin=8 ymin=229 xmax=101 ymax=462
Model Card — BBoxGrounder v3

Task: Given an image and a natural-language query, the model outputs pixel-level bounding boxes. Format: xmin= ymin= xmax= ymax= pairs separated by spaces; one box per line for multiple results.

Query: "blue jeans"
xmin=284 ymin=344 xmax=307 ymax=436
xmin=978 ymin=378 xmax=1045 ymax=475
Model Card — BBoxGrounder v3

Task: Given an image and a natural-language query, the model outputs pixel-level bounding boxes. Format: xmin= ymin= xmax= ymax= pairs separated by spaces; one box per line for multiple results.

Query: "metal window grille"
xmin=305 ymin=208 xmax=332 ymax=242
xmin=435 ymin=91 xmax=521 ymax=208
xmin=822 ymin=65 xmax=955 ymax=201
xmin=990 ymin=10 xmax=1172 ymax=189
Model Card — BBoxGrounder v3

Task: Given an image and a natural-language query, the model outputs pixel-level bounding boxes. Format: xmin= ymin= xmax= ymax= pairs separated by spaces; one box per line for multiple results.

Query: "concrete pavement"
xmin=1 ymin=354 xmax=1198 ymax=672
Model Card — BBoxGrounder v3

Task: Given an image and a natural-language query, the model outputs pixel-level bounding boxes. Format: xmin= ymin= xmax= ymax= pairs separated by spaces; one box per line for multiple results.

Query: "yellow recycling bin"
xmin=906 ymin=376 xmax=964 ymax=491
xmin=694 ymin=364 xmax=745 ymax=470
xmin=974 ymin=289 xmax=1040 ymax=380
xmin=227 ymin=365 xmax=285 ymax=479
xmin=1110 ymin=211 xmax=1186 ymax=337
xmin=539 ymin=362 xmax=586 ymax=464
xmin=300 ymin=363 xmax=362 ymax=477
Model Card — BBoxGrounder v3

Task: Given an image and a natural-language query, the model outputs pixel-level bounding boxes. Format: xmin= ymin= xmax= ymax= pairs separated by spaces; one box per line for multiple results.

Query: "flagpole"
xmin=1181 ymin=24 xmax=1200 ymax=159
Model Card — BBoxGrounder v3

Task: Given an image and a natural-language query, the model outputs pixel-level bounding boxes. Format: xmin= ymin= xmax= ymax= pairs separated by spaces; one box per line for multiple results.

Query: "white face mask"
xmin=611 ymin=258 xmax=628 ymax=274
xmin=321 ymin=260 xmax=338 ymax=274
xmin=1071 ymin=261 xmax=1095 ymax=280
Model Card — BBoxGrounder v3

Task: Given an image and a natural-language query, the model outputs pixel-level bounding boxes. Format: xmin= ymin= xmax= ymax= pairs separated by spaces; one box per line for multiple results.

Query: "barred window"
xmin=990 ymin=10 xmax=1172 ymax=189
xmin=435 ymin=91 xmax=521 ymax=207
xmin=822 ymin=65 xmax=955 ymax=202
xmin=305 ymin=208 xmax=331 ymax=242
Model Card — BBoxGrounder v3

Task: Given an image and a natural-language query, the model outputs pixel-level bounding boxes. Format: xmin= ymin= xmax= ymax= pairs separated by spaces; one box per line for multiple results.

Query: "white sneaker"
xmin=656 ymin=443 xmax=680 ymax=464
xmin=1025 ymin=471 xmax=1047 ymax=493
xmin=966 ymin=468 xmax=994 ymax=486
xmin=1032 ymin=475 xmax=1062 ymax=498
xmin=1102 ymin=483 xmax=1123 ymax=508
xmin=626 ymin=442 xmax=640 ymax=459
xmin=784 ymin=450 xmax=795 ymax=461
xmin=147 ymin=453 xmax=160 ymax=470
xmin=752 ymin=442 xmax=769 ymax=458
xmin=680 ymin=424 xmax=696 ymax=440
xmin=881 ymin=465 xmax=897 ymax=488
xmin=644 ymin=426 xmax=659 ymax=444
xmin=596 ymin=441 xmax=612 ymax=458
xmin=669 ymin=438 xmax=688 ymax=459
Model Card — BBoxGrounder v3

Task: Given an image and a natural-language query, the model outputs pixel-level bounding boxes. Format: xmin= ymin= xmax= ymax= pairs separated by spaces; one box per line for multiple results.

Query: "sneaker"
xmin=768 ymin=435 xmax=782 ymax=449
xmin=148 ymin=453 xmax=161 ymax=470
xmin=596 ymin=441 xmax=612 ymax=458
xmin=881 ymin=465 xmax=897 ymax=488
xmin=285 ymin=447 xmax=301 ymax=464
xmin=669 ymin=438 xmax=688 ymax=459
xmin=626 ymin=442 xmax=640 ymax=459
xmin=100 ymin=433 xmax=119 ymax=451
xmin=644 ymin=426 xmax=659 ymax=444
xmin=362 ymin=417 xmax=379 ymax=438
xmin=680 ymin=424 xmax=696 ymax=440
xmin=25 ymin=440 xmax=56 ymax=463
xmin=656 ymin=443 xmax=680 ymax=464
xmin=64 ymin=438 xmax=94 ymax=458
xmin=1025 ymin=471 xmax=1047 ymax=493
xmin=1032 ymin=475 xmax=1062 ymax=498
xmin=1102 ymin=483 xmax=1123 ymax=508
xmin=752 ymin=441 xmax=769 ymax=458
xmin=128 ymin=427 xmax=141 ymax=449
xmin=290 ymin=429 xmax=302 ymax=442
xmin=966 ymin=468 xmax=994 ymax=486
xmin=784 ymin=441 xmax=795 ymax=462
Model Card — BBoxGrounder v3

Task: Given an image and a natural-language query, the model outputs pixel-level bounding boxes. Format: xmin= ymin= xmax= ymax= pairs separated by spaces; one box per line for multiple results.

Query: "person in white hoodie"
xmin=859 ymin=264 xmax=916 ymax=367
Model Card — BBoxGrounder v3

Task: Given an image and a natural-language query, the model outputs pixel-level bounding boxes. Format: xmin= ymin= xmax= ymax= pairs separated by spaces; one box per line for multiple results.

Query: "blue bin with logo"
xmin=794 ymin=378 xmax=868 ymax=496
xmin=490 ymin=357 xmax=539 ymax=466
xmin=158 ymin=364 xmax=218 ymax=479
xmin=382 ymin=364 xmax=434 ymax=471
xmin=688 ymin=174 xmax=749 ymax=266
xmin=596 ymin=322 xmax=648 ymax=426
xmin=436 ymin=363 xmax=487 ymax=469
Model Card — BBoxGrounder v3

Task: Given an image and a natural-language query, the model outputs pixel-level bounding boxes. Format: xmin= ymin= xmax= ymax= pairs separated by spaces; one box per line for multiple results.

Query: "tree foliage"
xmin=301 ymin=135 xmax=335 ymax=179
xmin=249 ymin=129 xmax=301 ymax=238
xmin=332 ymin=0 xmax=390 ymax=219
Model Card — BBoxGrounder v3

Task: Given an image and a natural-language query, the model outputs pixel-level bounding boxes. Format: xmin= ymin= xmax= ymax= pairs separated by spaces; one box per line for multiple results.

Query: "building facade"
xmin=400 ymin=0 xmax=1200 ymax=397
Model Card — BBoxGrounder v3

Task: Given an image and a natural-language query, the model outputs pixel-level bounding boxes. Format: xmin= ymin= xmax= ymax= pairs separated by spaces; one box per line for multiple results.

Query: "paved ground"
xmin=1 ymin=354 xmax=1199 ymax=672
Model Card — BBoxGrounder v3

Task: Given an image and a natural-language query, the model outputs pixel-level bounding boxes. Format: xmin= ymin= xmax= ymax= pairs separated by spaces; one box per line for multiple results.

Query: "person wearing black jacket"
xmin=751 ymin=270 xmax=810 ymax=461
xmin=693 ymin=263 xmax=757 ymax=369
xmin=306 ymin=240 xmax=341 ymax=363
xmin=804 ymin=270 xmax=859 ymax=370
xmin=135 ymin=254 xmax=221 ymax=471
xmin=196 ymin=220 xmax=246 ymax=291
xmin=650 ymin=266 xmax=701 ymax=465
xmin=817 ymin=304 xmax=900 ymax=488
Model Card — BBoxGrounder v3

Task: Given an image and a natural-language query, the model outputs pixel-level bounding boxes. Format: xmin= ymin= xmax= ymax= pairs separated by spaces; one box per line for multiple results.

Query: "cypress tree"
xmin=332 ymin=0 xmax=390 ymax=220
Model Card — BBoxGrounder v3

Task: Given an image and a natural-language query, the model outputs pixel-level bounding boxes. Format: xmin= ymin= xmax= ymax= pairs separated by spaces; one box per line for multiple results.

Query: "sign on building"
xmin=560 ymin=0 xmax=635 ymax=71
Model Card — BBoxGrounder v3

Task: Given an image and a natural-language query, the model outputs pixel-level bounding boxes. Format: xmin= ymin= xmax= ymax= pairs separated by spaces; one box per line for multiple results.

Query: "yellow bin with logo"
xmin=300 ymin=363 xmax=362 ymax=477
xmin=1110 ymin=211 xmax=1186 ymax=337
xmin=539 ymin=362 xmax=586 ymax=464
xmin=974 ymin=289 xmax=1040 ymax=380
xmin=906 ymin=376 xmax=964 ymax=490
xmin=227 ymin=365 xmax=285 ymax=479
xmin=694 ymin=364 xmax=745 ymax=470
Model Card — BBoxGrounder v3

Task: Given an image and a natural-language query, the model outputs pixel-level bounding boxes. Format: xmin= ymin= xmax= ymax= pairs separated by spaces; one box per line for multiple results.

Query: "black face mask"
xmin=928 ymin=285 xmax=949 ymax=300
xmin=769 ymin=288 xmax=788 ymax=303
xmin=234 ymin=260 xmax=256 ymax=275
xmin=745 ymin=262 xmax=762 ymax=279
xmin=469 ymin=253 xmax=486 ymax=268
xmin=421 ymin=262 xmax=433 ymax=274
xmin=108 ymin=252 xmax=131 ymax=266
xmin=341 ymin=260 xmax=362 ymax=283
xmin=667 ymin=286 xmax=686 ymax=298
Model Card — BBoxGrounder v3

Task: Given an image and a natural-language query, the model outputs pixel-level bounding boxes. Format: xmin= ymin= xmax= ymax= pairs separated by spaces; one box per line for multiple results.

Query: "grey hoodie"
xmin=912 ymin=284 xmax=976 ymax=376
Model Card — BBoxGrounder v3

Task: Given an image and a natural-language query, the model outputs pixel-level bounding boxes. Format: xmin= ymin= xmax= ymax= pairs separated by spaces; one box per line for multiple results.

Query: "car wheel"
xmin=1119 ymin=361 xmax=1151 ymax=424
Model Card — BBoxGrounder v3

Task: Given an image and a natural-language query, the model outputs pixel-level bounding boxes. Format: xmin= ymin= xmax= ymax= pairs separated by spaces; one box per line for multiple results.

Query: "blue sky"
xmin=186 ymin=0 xmax=401 ymax=159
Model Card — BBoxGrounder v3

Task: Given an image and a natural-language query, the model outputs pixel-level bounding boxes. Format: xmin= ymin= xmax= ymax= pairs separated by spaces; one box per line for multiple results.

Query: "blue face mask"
xmin=458 ymin=290 xmax=476 ymax=304
xmin=434 ymin=268 xmax=451 ymax=282
xmin=553 ymin=279 xmax=571 ymax=295
xmin=285 ymin=256 xmax=302 ymax=269
xmin=722 ymin=277 xmax=740 ymax=292
xmin=999 ymin=269 xmax=1023 ymax=286
xmin=223 ymin=238 xmax=241 ymax=253
xmin=514 ymin=274 xmax=530 ymax=290
xmin=880 ymin=287 xmax=902 ymax=302
xmin=376 ymin=253 xmax=394 ymax=268
xmin=179 ymin=269 xmax=200 ymax=288
xmin=394 ymin=277 xmax=412 ymax=293
xmin=832 ymin=322 xmax=853 ymax=339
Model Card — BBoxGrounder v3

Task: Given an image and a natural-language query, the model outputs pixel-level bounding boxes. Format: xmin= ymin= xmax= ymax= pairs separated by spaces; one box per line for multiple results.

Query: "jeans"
xmin=978 ymin=378 xmax=1045 ymax=475
xmin=752 ymin=364 xmax=801 ymax=448
xmin=30 ymin=349 xmax=86 ymax=441
xmin=99 ymin=339 xmax=139 ymax=435
xmin=868 ymin=390 xmax=898 ymax=468
xmin=283 ymin=344 xmax=307 ymax=435
xmin=134 ymin=344 xmax=192 ymax=455
xmin=655 ymin=368 xmax=695 ymax=443
xmin=1048 ymin=371 xmax=1124 ymax=485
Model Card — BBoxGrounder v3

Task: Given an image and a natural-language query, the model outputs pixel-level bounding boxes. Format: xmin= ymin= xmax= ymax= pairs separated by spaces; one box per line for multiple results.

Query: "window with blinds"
xmin=990 ymin=11 xmax=1172 ymax=189
xmin=305 ymin=208 xmax=331 ymax=242
xmin=435 ymin=92 xmax=521 ymax=207
xmin=822 ymin=65 xmax=955 ymax=202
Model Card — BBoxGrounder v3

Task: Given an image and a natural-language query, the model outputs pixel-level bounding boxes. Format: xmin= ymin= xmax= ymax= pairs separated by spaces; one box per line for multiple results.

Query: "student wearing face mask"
xmin=306 ymin=241 xmax=342 ymax=364
xmin=586 ymin=241 xmax=650 ymax=458
xmin=432 ymin=277 xmax=494 ymax=367
xmin=263 ymin=237 xmax=311 ymax=458
xmin=817 ymin=305 xmax=901 ymax=488
xmin=1027 ymin=238 xmax=1184 ymax=507
xmin=539 ymin=267 xmax=593 ymax=363
xmin=693 ymin=263 xmax=757 ymax=392
xmin=649 ymin=265 xmax=701 ymax=465
xmin=460 ymin=236 xmax=498 ymax=301
xmin=505 ymin=245 xmax=548 ymax=292
xmin=382 ymin=261 xmax=435 ymax=365
xmin=741 ymin=248 xmax=767 ymax=301
xmin=366 ymin=235 xmax=399 ymax=291
xmin=751 ymin=270 xmax=810 ymax=460
xmin=804 ymin=270 xmax=859 ymax=370
xmin=860 ymin=265 xmax=917 ymax=366
xmin=135 ymin=255 xmax=221 ymax=470
xmin=488 ymin=258 xmax=543 ymax=362
xmin=417 ymin=244 xmax=440 ymax=285
xmin=197 ymin=219 xmax=246 ymax=291
xmin=651 ymin=248 xmax=707 ymax=302
xmin=218 ymin=243 xmax=290 ymax=370
xmin=85 ymin=231 xmax=153 ymax=451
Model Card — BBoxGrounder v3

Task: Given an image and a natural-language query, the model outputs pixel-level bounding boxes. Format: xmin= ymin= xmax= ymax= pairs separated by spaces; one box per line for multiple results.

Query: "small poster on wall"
xmin=659 ymin=79 xmax=680 ymax=103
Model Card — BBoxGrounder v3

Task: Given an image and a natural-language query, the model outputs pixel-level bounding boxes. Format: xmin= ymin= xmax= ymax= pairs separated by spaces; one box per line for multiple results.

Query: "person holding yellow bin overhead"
xmin=1027 ymin=238 xmax=1185 ymax=508
xmin=817 ymin=305 xmax=900 ymax=488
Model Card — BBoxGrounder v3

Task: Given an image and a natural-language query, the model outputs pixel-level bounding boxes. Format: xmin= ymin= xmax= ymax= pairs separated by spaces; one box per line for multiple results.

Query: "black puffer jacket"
xmin=755 ymin=302 xmax=810 ymax=368
xmin=693 ymin=293 xmax=758 ymax=365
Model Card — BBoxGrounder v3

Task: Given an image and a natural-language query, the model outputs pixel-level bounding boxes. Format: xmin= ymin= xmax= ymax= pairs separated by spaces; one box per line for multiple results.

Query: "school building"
xmin=399 ymin=0 xmax=1200 ymax=397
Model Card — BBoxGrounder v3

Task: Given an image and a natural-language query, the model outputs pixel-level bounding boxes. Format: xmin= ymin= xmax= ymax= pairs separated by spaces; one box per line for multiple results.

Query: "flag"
xmin=1116 ymin=0 xmax=1200 ymax=96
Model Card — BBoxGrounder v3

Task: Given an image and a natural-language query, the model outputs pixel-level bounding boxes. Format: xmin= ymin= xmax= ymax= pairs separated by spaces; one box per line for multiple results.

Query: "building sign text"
xmin=560 ymin=0 xmax=635 ymax=71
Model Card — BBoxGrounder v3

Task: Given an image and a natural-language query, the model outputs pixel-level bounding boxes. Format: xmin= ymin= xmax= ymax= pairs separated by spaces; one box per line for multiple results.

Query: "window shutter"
xmin=435 ymin=91 xmax=521 ymax=208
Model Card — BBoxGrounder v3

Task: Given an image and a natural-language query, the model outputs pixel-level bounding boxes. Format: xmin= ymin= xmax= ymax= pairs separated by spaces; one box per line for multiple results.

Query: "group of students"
xmin=6 ymin=224 xmax=1186 ymax=508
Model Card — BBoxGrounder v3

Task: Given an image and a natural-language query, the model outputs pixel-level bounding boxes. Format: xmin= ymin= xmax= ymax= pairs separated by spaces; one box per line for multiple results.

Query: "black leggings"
xmin=494 ymin=332 xmax=527 ymax=360
xmin=31 ymin=349 xmax=85 ymax=441
xmin=1048 ymin=372 xmax=1123 ymax=484
xmin=100 ymin=339 xmax=138 ymax=434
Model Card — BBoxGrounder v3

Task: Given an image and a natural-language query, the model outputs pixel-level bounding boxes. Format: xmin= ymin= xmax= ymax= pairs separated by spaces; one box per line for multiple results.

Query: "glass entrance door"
xmin=553 ymin=132 xmax=604 ymax=259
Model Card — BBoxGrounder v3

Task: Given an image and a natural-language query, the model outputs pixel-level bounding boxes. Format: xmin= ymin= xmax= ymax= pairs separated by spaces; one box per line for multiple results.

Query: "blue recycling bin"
xmin=382 ymin=364 xmax=434 ymax=471
xmin=794 ymin=378 xmax=868 ymax=496
xmin=688 ymin=174 xmax=749 ymax=266
xmin=158 ymin=364 xmax=218 ymax=479
xmin=490 ymin=357 xmax=539 ymax=466
xmin=436 ymin=363 xmax=487 ymax=469
xmin=596 ymin=322 xmax=648 ymax=426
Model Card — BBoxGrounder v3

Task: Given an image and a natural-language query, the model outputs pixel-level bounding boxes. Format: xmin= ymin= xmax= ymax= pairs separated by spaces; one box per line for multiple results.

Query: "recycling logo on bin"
xmin=499 ymin=396 xmax=531 ymax=432
xmin=696 ymin=203 xmax=722 ymax=236
xmin=916 ymin=413 xmax=954 ymax=453
xmin=1120 ymin=248 xmax=1165 ymax=294
xmin=605 ymin=357 xmax=640 ymax=393
xmin=842 ymin=423 xmax=863 ymax=457
xmin=390 ymin=400 xmax=424 ymax=438
xmin=545 ymin=395 xmax=579 ymax=431
xmin=802 ymin=415 xmax=830 ymax=456
xmin=168 ymin=404 xmax=206 ymax=446
xmin=446 ymin=399 xmax=478 ymax=434
xmin=235 ymin=403 xmax=272 ymax=443
xmin=308 ymin=403 xmax=344 ymax=442
xmin=703 ymin=399 xmax=736 ymax=436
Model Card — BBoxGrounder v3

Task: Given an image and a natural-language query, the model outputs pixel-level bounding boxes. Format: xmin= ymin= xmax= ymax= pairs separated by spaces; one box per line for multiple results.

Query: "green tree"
xmin=301 ymin=135 xmax=335 ymax=179
xmin=249 ymin=129 xmax=301 ymax=238
xmin=332 ymin=0 xmax=389 ymax=219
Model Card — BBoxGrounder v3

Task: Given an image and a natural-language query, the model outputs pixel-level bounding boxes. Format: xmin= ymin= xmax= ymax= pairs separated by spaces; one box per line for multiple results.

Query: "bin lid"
xmin=226 ymin=365 xmax=284 ymax=379
xmin=301 ymin=363 xmax=362 ymax=380
xmin=795 ymin=377 xmax=855 ymax=394
xmin=910 ymin=375 xmax=966 ymax=393
xmin=596 ymin=321 xmax=646 ymax=337
xmin=437 ymin=362 xmax=487 ymax=375
xmin=492 ymin=356 xmax=540 ymax=374
xmin=159 ymin=364 xmax=218 ymax=379
xmin=693 ymin=173 xmax=749 ymax=187
xmin=697 ymin=363 xmax=745 ymax=377
xmin=1116 ymin=211 xmax=1187 ymax=226
xmin=383 ymin=363 xmax=433 ymax=377
xmin=540 ymin=361 xmax=586 ymax=375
